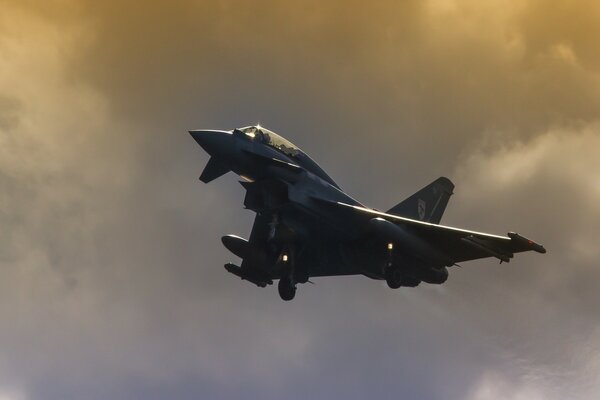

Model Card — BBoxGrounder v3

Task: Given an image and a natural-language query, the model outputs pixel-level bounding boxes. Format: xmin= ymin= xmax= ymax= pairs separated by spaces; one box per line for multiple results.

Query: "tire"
xmin=386 ymin=277 xmax=402 ymax=289
xmin=385 ymin=268 xmax=402 ymax=289
xmin=278 ymin=278 xmax=296 ymax=301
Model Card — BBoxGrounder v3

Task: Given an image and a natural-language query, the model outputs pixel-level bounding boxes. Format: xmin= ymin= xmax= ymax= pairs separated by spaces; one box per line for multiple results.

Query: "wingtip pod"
xmin=508 ymin=232 xmax=547 ymax=254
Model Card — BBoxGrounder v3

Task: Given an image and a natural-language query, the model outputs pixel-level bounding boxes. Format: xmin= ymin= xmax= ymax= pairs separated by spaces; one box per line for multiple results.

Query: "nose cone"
xmin=189 ymin=130 xmax=232 ymax=156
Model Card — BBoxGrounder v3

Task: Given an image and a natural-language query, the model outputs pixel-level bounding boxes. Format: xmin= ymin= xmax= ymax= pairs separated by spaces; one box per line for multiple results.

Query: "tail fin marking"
xmin=386 ymin=177 xmax=455 ymax=224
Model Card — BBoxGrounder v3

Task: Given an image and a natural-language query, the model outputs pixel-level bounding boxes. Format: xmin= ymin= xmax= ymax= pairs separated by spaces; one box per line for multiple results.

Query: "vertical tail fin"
xmin=386 ymin=177 xmax=454 ymax=223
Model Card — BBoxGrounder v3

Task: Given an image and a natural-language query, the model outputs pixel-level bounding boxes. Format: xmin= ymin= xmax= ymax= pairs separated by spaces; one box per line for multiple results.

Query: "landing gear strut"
xmin=277 ymin=247 xmax=297 ymax=301
xmin=384 ymin=242 xmax=402 ymax=289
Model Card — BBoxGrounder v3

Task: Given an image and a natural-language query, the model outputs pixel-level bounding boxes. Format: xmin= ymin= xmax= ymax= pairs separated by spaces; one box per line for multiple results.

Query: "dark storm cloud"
xmin=1 ymin=1 xmax=600 ymax=399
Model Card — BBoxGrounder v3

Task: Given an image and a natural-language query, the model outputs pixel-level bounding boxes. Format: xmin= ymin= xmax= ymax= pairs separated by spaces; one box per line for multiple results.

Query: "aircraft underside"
xmin=222 ymin=224 xmax=451 ymax=301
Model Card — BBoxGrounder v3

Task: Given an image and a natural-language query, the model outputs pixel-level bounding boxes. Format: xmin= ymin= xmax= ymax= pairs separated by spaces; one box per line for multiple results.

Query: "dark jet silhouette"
xmin=190 ymin=125 xmax=546 ymax=301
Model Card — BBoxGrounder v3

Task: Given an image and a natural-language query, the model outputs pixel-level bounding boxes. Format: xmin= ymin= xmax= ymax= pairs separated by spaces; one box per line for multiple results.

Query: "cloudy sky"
xmin=1 ymin=0 xmax=600 ymax=399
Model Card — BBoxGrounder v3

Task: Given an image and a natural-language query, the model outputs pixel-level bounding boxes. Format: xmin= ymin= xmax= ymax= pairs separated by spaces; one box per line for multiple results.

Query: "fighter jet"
xmin=190 ymin=125 xmax=546 ymax=301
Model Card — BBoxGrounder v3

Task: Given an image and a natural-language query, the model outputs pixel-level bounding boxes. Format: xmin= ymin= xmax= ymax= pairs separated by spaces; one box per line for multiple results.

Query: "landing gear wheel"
xmin=278 ymin=278 xmax=296 ymax=301
xmin=386 ymin=277 xmax=402 ymax=289
xmin=277 ymin=245 xmax=297 ymax=301
xmin=385 ymin=268 xmax=403 ymax=289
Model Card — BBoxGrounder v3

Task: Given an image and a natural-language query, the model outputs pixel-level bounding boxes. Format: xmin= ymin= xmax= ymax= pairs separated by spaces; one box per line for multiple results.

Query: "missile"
xmin=224 ymin=263 xmax=269 ymax=287
xmin=222 ymin=235 xmax=272 ymax=287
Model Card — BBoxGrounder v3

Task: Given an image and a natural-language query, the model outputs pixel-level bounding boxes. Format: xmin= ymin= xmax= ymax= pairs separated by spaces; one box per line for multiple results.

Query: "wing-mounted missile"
xmin=222 ymin=234 xmax=272 ymax=271
xmin=199 ymin=156 xmax=230 ymax=183
xmin=224 ymin=263 xmax=271 ymax=287
xmin=221 ymin=235 xmax=273 ymax=287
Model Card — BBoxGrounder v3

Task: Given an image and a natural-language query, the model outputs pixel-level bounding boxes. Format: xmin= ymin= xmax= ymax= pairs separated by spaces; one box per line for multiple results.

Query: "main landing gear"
xmin=278 ymin=276 xmax=296 ymax=301
xmin=383 ymin=242 xmax=420 ymax=288
xmin=277 ymin=247 xmax=297 ymax=301
xmin=383 ymin=242 xmax=401 ymax=289
xmin=385 ymin=267 xmax=403 ymax=289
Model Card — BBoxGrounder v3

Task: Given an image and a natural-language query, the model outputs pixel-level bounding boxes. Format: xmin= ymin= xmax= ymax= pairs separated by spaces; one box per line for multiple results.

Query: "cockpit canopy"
xmin=237 ymin=125 xmax=340 ymax=189
xmin=239 ymin=126 xmax=300 ymax=158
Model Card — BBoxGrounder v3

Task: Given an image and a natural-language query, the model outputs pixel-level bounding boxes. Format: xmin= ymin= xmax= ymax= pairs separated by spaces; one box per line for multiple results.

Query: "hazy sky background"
xmin=1 ymin=1 xmax=600 ymax=399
